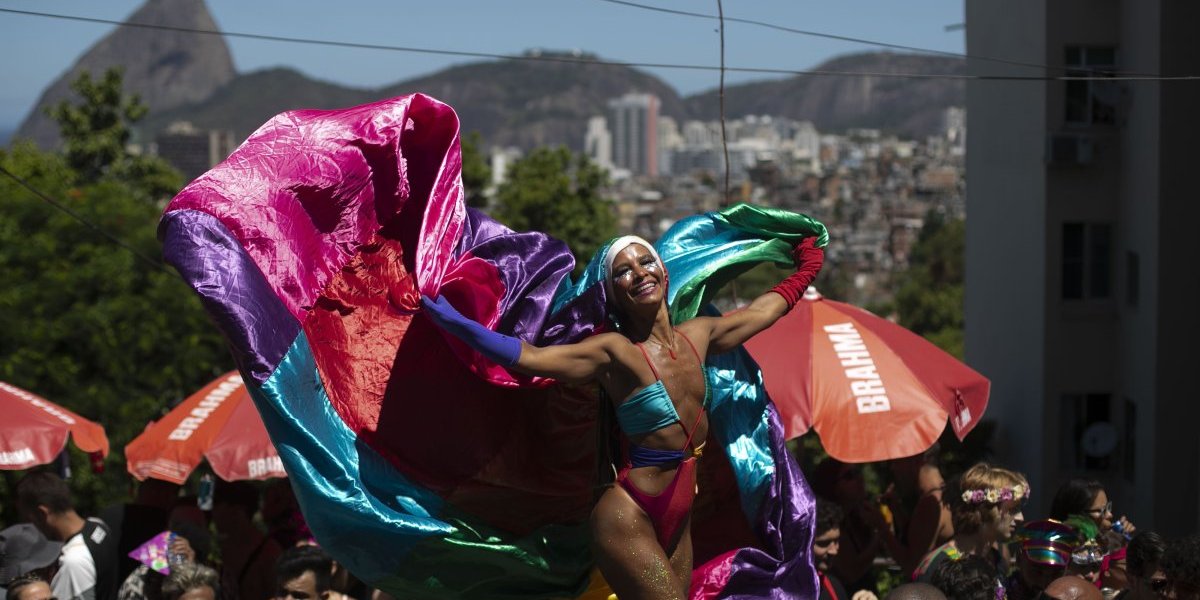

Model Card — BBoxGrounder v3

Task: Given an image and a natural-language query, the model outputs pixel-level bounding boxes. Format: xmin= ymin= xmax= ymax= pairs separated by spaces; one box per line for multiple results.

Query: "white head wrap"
xmin=602 ymin=235 xmax=664 ymax=305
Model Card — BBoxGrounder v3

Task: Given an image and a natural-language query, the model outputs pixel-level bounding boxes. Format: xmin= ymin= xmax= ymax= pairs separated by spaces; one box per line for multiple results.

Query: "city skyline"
xmin=0 ymin=0 xmax=966 ymax=132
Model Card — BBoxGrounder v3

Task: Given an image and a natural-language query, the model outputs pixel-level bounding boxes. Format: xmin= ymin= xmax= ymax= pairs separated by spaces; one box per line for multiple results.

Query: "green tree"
xmin=0 ymin=74 xmax=230 ymax=520
xmin=893 ymin=211 xmax=965 ymax=357
xmin=47 ymin=68 xmax=179 ymax=200
xmin=493 ymin=146 xmax=616 ymax=270
xmin=460 ymin=131 xmax=492 ymax=209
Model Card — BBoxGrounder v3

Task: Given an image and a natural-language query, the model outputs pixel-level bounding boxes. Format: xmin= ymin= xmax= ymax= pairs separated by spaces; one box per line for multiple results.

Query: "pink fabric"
xmin=168 ymin=95 xmax=462 ymax=322
xmin=690 ymin=549 xmax=738 ymax=599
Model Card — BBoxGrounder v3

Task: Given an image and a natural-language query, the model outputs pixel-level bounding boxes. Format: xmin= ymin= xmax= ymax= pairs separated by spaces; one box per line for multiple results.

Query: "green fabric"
xmin=657 ymin=203 xmax=828 ymax=323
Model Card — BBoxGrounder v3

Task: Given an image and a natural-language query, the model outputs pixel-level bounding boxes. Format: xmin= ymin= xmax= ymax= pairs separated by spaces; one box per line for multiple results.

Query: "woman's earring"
xmin=608 ymin=314 xmax=622 ymax=332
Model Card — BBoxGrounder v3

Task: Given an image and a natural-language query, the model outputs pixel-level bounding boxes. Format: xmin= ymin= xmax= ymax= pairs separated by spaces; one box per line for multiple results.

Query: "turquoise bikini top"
xmin=616 ymin=380 xmax=679 ymax=436
xmin=614 ymin=331 xmax=709 ymax=437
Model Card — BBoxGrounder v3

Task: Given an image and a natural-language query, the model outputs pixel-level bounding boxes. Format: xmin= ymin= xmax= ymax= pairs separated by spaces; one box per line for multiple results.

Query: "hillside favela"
xmin=2 ymin=1 xmax=1198 ymax=600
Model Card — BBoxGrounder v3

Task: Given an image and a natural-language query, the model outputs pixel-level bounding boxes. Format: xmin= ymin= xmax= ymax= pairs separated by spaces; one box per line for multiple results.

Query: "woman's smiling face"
xmin=609 ymin=243 xmax=665 ymax=314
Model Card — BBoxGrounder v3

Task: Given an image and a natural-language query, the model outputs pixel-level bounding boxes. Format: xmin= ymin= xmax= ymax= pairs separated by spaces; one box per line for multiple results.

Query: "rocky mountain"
xmin=16 ymin=0 xmax=236 ymax=148
xmin=685 ymin=52 xmax=966 ymax=137
xmin=143 ymin=54 xmax=690 ymax=151
xmin=140 ymin=68 xmax=374 ymax=140
xmin=378 ymin=54 xmax=689 ymax=150
xmin=16 ymin=0 xmax=965 ymax=151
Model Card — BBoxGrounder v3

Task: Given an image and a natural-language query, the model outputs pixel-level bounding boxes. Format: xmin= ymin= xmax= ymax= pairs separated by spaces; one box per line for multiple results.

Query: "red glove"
xmin=770 ymin=237 xmax=824 ymax=308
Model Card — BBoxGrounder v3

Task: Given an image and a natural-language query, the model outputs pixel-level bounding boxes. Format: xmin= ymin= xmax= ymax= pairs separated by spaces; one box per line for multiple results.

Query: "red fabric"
xmin=302 ymin=237 xmax=598 ymax=534
xmin=771 ymin=238 xmax=825 ymax=308
xmin=0 ymin=382 xmax=109 ymax=470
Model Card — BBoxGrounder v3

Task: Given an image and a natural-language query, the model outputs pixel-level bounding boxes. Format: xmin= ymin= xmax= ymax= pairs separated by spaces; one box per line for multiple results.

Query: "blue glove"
xmin=420 ymin=295 xmax=522 ymax=366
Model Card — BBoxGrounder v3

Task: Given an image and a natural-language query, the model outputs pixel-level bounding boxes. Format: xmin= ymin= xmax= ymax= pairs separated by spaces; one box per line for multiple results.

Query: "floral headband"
xmin=961 ymin=484 xmax=1030 ymax=504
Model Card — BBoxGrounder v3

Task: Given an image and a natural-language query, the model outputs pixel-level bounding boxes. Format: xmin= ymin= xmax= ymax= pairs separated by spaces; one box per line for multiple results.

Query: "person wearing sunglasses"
xmin=1049 ymin=480 xmax=1136 ymax=539
xmin=1064 ymin=515 xmax=1111 ymax=586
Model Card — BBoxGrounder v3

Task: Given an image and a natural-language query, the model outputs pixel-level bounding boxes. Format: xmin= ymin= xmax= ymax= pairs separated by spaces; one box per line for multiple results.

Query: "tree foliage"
xmin=493 ymin=146 xmax=616 ymax=271
xmin=47 ymin=68 xmax=179 ymax=200
xmin=893 ymin=211 xmax=965 ymax=358
xmin=459 ymin=131 xmax=492 ymax=209
xmin=0 ymin=71 xmax=230 ymax=520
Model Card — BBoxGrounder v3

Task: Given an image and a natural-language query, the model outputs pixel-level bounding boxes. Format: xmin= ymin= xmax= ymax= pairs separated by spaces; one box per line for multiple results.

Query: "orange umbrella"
xmin=125 ymin=371 xmax=285 ymax=483
xmin=0 ymin=381 xmax=109 ymax=470
xmin=744 ymin=289 xmax=989 ymax=463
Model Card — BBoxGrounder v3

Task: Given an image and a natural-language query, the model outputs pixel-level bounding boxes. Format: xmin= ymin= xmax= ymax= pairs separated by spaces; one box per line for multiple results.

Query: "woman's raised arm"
xmin=694 ymin=237 xmax=824 ymax=354
xmin=421 ymin=295 xmax=620 ymax=383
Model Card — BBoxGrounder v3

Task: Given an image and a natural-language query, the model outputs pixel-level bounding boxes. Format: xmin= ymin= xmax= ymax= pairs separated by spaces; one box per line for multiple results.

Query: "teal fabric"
xmin=251 ymin=333 xmax=593 ymax=599
xmin=614 ymin=380 xmax=680 ymax=436
xmin=249 ymin=333 xmax=452 ymax=584
xmin=658 ymin=203 xmax=828 ymax=323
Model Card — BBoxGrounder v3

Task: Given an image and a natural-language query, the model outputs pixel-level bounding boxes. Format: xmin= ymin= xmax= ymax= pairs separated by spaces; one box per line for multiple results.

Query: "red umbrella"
xmin=0 ymin=381 xmax=109 ymax=470
xmin=125 ymin=371 xmax=285 ymax=483
xmin=744 ymin=289 xmax=989 ymax=463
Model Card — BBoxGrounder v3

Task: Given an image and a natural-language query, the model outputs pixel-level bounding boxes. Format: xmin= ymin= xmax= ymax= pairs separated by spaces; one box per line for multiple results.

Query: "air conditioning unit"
xmin=1046 ymin=133 xmax=1094 ymax=166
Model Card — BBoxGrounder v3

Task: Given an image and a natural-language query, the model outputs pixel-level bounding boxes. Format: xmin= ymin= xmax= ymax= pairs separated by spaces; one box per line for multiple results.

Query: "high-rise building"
xmin=965 ymin=0 xmax=1200 ymax=529
xmin=608 ymin=93 xmax=659 ymax=176
xmin=584 ymin=116 xmax=612 ymax=171
xmin=154 ymin=121 xmax=237 ymax=181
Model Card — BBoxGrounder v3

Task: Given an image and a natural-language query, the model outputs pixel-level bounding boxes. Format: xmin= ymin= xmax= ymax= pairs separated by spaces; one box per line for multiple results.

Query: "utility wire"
xmin=0 ymin=165 xmax=169 ymax=272
xmin=0 ymin=7 xmax=1195 ymax=82
xmin=717 ymin=0 xmax=730 ymax=205
xmin=596 ymin=0 xmax=1158 ymax=77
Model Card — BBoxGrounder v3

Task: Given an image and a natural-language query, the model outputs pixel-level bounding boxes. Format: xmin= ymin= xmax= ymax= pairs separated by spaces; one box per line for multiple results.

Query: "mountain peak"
xmin=15 ymin=0 xmax=236 ymax=147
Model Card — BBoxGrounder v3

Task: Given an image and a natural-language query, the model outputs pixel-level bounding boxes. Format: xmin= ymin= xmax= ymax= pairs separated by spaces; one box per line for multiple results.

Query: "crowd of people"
xmin=3 ymin=456 xmax=1199 ymax=600
xmin=1 ymin=473 xmax=371 ymax=600
xmin=808 ymin=458 xmax=1200 ymax=600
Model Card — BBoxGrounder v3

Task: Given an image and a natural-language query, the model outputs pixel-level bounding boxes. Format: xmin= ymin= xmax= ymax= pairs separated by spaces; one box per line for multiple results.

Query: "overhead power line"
xmin=0 ymin=165 xmax=169 ymax=272
xmin=0 ymin=7 xmax=1195 ymax=82
xmin=595 ymin=0 xmax=1160 ymax=77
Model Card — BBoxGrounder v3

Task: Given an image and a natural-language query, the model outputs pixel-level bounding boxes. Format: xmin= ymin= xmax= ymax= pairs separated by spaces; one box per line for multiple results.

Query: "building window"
xmin=1062 ymin=222 xmax=1112 ymax=300
xmin=1061 ymin=393 xmax=1115 ymax=472
xmin=1065 ymin=46 xmax=1118 ymax=125
xmin=1126 ymin=251 xmax=1139 ymax=307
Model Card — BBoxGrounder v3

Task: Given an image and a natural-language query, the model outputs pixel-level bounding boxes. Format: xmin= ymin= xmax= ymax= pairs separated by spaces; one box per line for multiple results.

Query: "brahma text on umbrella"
xmin=0 ymin=382 xmax=77 ymax=424
xmin=0 ymin=447 xmax=35 ymax=466
xmin=247 ymin=456 xmax=285 ymax=478
xmin=824 ymin=322 xmax=891 ymax=414
xmin=168 ymin=375 xmax=244 ymax=440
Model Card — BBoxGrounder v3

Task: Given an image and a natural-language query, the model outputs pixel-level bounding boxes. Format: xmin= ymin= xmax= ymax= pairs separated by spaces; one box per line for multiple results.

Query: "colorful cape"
xmin=159 ymin=94 xmax=825 ymax=599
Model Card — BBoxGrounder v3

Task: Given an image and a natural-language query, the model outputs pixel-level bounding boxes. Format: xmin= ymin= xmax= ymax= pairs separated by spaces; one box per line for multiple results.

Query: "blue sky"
xmin=0 ymin=0 xmax=964 ymax=131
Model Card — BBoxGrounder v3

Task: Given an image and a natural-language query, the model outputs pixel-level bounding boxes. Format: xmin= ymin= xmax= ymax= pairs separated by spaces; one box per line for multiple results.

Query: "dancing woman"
xmin=422 ymin=234 xmax=824 ymax=599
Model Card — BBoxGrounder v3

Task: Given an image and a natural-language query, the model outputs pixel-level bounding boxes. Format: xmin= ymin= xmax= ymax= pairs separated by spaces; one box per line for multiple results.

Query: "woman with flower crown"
xmin=912 ymin=463 xmax=1031 ymax=582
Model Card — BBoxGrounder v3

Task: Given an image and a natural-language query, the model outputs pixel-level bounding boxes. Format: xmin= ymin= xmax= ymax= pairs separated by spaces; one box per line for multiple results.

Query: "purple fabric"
xmin=454 ymin=207 xmax=578 ymax=344
xmin=723 ymin=403 xmax=819 ymax=599
xmin=159 ymin=209 xmax=300 ymax=383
